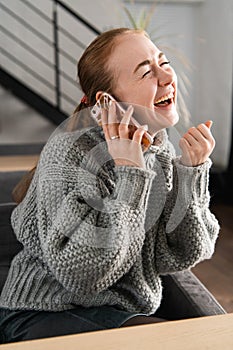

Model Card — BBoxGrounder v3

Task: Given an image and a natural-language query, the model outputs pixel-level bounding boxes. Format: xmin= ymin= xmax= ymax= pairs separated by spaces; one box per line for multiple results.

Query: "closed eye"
xmin=142 ymin=61 xmax=170 ymax=78
xmin=160 ymin=61 xmax=170 ymax=67
xmin=142 ymin=70 xmax=151 ymax=78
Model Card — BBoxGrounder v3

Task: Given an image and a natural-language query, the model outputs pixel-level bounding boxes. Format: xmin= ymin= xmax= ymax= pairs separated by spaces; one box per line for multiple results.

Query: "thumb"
xmin=205 ymin=120 xmax=213 ymax=129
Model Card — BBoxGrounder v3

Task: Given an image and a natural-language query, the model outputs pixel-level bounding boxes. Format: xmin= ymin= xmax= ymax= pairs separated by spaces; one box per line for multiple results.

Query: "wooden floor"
xmin=192 ymin=203 xmax=233 ymax=313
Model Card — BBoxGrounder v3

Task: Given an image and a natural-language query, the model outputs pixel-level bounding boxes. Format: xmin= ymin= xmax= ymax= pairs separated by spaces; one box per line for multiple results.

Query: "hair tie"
xmin=81 ymin=95 xmax=88 ymax=105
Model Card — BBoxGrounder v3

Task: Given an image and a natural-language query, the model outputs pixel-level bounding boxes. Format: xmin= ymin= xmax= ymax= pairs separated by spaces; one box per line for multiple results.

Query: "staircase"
xmin=0 ymin=0 xmax=101 ymax=127
xmin=0 ymin=0 xmax=104 ymax=202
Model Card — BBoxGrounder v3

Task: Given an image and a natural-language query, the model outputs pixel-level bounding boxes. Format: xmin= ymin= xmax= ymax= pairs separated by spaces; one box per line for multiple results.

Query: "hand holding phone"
xmin=91 ymin=92 xmax=153 ymax=148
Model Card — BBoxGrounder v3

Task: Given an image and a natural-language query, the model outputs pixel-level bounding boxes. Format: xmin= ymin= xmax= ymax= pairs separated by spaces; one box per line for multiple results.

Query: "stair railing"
xmin=0 ymin=0 xmax=101 ymax=121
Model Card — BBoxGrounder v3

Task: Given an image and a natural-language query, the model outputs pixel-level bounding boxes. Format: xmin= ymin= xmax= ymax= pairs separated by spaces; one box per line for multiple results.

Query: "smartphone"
xmin=91 ymin=92 xmax=153 ymax=148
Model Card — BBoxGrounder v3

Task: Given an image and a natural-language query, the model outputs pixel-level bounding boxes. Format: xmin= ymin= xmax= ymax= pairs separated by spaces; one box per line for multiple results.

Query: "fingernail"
xmin=127 ymin=105 xmax=133 ymax=112
xmin=142 ymin=124 xmax=148 ymax=131
xmin=205 ymin=120 xmax=213 ymax=129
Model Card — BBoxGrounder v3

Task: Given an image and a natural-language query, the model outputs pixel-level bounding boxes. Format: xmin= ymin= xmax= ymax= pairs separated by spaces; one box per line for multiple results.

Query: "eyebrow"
xmin=133 ymin=52 xmax=165 ymax=74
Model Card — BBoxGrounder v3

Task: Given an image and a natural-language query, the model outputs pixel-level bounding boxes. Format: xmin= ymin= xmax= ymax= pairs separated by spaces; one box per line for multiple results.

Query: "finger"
xmin=205 ymin=120 xmax=213 ymax=129
xmin=183 ymin=131 xmax=199 ymax=147
xmin=101 ymin=107 xmax=108 ymax=126
xmin=101 ymin=109 xmax=110 ymax=140
xmin=119 ymin=105 xmax=133 ymax=139
xmin=187 ymin=122 xmax=213 ymax=144
xmin=198 ymin=122 xmax=216 ymax=150
xmin=108 ymin=101 xmax=119 ymax=138
xmin=120 ymin=105 xmax=133 ymax=125
xmin=179 ymin=137 xmax=191 ymax=154
xmin=197 ymin=123 xmax=213 ymax=140
xmin=132 ymin=125 xmax=148 ymax=144
xmin=186 ymin=127 xmax=200 ymax=142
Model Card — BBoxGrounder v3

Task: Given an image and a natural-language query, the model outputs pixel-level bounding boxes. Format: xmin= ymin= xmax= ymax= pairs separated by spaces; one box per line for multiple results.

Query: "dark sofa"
xmin=0 ymin=202 xmax=226 ymax=320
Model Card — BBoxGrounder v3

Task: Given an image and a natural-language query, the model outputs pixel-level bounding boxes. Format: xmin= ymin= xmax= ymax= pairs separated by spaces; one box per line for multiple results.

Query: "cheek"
xmin=135 ymin=82 xmax=157 ymax=105
xmin=113 ymin=79 xmax=129 ymax=102
xmin=117 ymin=86 xmax=155 ymax=106
xmin=113 ymin=76 xmax=159 ymax=105
xmin=168 ymin=67 xmax=177 ymax=102
xmin=170 ymin=67 xmax=177 ymax=86
xmin=114 ymin=84 xmax=138 ymax=103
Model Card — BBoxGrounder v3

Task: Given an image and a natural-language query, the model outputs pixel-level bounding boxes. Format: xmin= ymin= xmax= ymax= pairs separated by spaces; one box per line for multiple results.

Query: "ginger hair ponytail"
xmin=12 ymin=28 xmax=145 ymax=204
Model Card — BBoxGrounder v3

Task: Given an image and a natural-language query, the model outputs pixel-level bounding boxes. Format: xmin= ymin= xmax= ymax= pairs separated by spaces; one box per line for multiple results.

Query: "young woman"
xmin=0 ymin=28 xmax=219 ymax=343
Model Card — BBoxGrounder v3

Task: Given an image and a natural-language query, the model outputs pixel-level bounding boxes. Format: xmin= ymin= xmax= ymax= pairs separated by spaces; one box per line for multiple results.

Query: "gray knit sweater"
xmin=0 ymin=126 xmax=219 ymax=314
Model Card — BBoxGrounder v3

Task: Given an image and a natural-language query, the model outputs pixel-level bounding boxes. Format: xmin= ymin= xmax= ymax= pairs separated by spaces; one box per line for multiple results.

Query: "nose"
xmin=157 ymin=67 xmax=174 ymax=87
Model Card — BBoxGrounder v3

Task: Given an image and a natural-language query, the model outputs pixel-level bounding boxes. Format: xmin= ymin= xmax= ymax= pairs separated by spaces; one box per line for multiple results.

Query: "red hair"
xmin=13 ymin=28 xmax=146 ymax=204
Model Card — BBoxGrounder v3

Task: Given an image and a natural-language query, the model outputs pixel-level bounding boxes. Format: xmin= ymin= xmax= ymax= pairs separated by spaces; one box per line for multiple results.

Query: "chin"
xmin=152 ymin=104 xmax=179 ymax=131
xmin=166 ymin=110 xmax=179 ymax=127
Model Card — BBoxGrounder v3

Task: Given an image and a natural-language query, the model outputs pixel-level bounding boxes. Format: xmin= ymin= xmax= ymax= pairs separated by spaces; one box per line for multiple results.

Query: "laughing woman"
xmin=0 ymin=28 xmax=219 ymax=343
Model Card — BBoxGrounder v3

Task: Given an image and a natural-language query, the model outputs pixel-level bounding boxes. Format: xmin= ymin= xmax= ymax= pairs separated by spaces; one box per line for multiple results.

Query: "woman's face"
xmin=106 ymin=33 xmax=179 ymax=135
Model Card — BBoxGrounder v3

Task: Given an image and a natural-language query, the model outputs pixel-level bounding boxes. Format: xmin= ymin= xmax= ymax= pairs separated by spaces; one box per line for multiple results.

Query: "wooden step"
xmin=0 ymin=155 xmax=39 ymax=172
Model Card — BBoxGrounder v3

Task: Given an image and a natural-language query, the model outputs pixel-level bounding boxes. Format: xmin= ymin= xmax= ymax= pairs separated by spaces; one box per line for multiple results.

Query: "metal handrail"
xmin=58 ymin=26 xmax=86 ymax=50
xmin=0 ymin=25 xmax=54 ymax=70
xmin=19 ymin=0 xmax=52 ymax=24
xmin=0 ymin=3 xmax=53 ymax=46
xmin=54 ymin=0 xmax=101 ymax=35
xmin=1 ymin=48 xmax=55 ymax=91
xmin=0 ymin=0 xmax=101 ymax=116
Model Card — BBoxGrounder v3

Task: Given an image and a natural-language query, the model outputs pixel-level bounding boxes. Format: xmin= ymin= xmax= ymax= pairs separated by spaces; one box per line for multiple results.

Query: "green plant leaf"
xmin=123 ymin=5 xmax=138 ymax=29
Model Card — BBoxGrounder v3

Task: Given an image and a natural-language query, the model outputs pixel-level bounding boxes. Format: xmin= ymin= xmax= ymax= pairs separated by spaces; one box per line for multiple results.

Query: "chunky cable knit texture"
xmin=0 ymin=127 xmax=219 ymax=314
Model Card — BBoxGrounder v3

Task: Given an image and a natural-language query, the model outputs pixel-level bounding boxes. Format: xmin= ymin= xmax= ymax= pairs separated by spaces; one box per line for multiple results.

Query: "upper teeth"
xmin=155 ymin=92 xmax=173 ymax=104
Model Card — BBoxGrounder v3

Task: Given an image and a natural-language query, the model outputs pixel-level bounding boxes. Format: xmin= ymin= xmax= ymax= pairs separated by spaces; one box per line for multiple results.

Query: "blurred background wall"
xmin=0 ymin=0 xmax=232 ymax=198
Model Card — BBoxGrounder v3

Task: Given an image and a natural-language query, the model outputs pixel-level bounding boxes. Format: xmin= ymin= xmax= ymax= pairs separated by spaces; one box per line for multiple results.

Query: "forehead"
xmin=108 ymin=33 xmax=160 ymax=73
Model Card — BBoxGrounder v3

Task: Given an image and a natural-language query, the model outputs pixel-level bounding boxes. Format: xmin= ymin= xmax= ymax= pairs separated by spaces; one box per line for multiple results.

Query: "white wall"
xmin=197 ymin=0 xmax=233 ymax=170
xmin=122 ymin=0 xmax=233 ymax=169
xmin=1 ymin=0 xmax=232 ymax=169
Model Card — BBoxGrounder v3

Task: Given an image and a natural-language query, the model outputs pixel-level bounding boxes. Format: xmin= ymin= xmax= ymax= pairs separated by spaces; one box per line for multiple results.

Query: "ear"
xmin=95 ymin=91 xmax=103 ymax=101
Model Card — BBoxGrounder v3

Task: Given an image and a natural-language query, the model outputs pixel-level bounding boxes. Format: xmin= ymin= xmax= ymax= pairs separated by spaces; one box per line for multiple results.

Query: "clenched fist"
xmin=179 ymin=120 xmax=215 ymax=167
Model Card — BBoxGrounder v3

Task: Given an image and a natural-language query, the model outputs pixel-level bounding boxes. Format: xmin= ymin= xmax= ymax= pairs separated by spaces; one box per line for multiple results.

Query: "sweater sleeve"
xmin=38 ymin=155 xmax=155 ymax=296
xmin=154 ymin=156 xmax=220 ymax=274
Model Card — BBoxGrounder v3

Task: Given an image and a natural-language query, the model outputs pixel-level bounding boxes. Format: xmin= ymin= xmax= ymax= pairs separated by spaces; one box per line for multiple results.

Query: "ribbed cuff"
xmin=173 ymin=157 xmax=212 ymax=206
xmin=113 ymin=166 xmax=155 ymax=208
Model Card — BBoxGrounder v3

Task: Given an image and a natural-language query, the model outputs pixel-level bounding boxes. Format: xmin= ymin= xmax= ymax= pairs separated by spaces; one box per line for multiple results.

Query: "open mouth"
xmin=154 ymin=92 xmax=174 ymax=108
